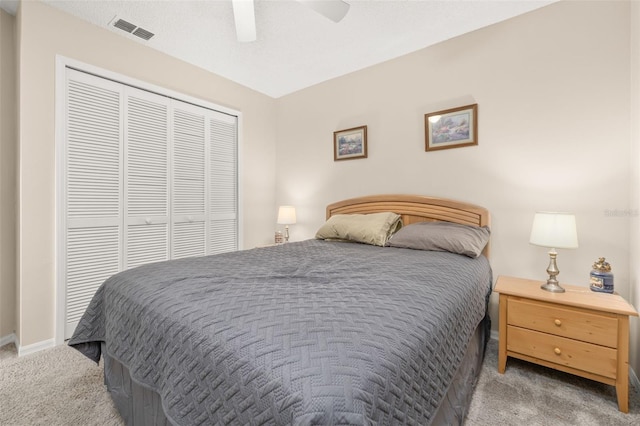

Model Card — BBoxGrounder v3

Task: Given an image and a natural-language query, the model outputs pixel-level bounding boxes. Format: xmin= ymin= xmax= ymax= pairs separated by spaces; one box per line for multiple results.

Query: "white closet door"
xmin=124 ymin=88 xmax=171 ymax=269
xmin=209 ymin=112 xmax=238 ymax=254
xmin=171 ymin=101 xmax=207 ymax=259
xmin=64 ymin=69 xmax=123 ymax=338
xmin=61 ymin=66 xmax=239 ymax=340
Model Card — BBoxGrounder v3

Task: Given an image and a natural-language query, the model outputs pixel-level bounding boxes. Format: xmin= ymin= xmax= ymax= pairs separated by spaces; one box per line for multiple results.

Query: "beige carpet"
xmin=466 ymin=339 xmax=640 ymax=425
xmin=0 ymin=342 xmax=122 ymax=425
xmin=1 ymin=339 xmax=639 ymax=425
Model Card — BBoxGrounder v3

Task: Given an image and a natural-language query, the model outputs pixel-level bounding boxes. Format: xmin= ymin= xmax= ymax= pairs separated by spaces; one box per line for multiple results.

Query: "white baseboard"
xmin=631 ymin=367 xmax=640 ymax=391
xmin=17 ymin=338 xmax=55 ymax=357
xmin=490 ymin=329 xmax=499 ymax=341
xmin=0 ymin=333 xmax=17 ymax=348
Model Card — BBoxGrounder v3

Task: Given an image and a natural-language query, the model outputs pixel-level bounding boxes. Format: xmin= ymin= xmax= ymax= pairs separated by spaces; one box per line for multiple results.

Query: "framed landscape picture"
xmin=334 ymin=125 xmax=368 ymax=161
xmin=425 ymin=104 xmax=478 ymax=152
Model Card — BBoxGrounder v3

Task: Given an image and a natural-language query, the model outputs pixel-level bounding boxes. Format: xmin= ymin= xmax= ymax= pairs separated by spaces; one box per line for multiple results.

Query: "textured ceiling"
xmin=3 ymin=0 xmax=556 ymax=98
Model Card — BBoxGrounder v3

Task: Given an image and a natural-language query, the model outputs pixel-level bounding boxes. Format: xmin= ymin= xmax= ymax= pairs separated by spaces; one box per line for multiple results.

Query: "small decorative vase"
xmin=590 ymin=257 xmax=614 ymax=293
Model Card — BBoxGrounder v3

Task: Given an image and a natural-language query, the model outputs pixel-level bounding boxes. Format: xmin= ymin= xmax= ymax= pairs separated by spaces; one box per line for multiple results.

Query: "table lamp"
xmin=277 ymin=206 xmax=296 ymax=243
xmin=529 ymin=212 xmax=579 ymax=293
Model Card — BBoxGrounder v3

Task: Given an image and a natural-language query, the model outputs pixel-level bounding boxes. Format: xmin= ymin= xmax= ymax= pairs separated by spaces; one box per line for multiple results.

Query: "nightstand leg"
xmin=616 ymin=316 xmax=630 ymax=413
xmin=498 ymin=294 xmax=507 ymax=373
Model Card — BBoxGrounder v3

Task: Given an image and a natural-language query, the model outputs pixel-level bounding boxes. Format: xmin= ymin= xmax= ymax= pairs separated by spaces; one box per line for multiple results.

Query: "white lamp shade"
xmin=529 ymin=212 xmax=578 ymax=249
xmin=277 ymin=206 xmax=297 ymax=225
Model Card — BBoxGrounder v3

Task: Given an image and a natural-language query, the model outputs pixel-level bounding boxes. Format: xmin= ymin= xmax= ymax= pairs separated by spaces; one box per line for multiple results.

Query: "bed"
xmin=69 ymin=194 xmax=492 ymax=425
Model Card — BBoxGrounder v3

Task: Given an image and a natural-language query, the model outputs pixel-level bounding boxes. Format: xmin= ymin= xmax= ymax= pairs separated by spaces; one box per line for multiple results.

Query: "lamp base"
xmin=540 ymin=281 xmax=565 ymax=293
xmin=540 ymin=249 xmax=565 ymax=293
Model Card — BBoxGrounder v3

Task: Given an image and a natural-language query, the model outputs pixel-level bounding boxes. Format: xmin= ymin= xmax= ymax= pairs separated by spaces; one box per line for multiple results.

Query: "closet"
xmin=61 ymin=68 xmax=238 ymax=338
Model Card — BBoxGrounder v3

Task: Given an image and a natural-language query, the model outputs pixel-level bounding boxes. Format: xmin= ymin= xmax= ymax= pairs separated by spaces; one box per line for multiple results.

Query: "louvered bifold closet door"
xmin=61 ymin=68 xmax=240 ymax=339
xmin=171 ymin=101 xmax=207 ymax=259
xmin=209 ymin=112 xmax=238 ymax=255
xmin=64 ymin=69 xmax=123 ymax=339
xmin=124 ymin=88 xmax=171 ymax=269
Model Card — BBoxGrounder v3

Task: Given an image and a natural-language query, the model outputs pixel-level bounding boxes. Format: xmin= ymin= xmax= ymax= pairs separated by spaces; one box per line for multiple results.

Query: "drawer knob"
xmin=554 ymin=319 xmax=562 ymax=326
xmin=554 ymin=347 xmax=562 ymax=355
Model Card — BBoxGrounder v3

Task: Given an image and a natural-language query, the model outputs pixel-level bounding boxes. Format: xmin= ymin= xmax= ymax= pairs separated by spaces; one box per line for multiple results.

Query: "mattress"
xmin=70 ymin=239 xmax=492 ymax=425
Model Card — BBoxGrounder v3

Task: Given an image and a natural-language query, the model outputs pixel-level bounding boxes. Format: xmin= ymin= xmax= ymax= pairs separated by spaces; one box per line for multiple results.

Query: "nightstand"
xmin=494 ymin=275 xmax=639 ymax=413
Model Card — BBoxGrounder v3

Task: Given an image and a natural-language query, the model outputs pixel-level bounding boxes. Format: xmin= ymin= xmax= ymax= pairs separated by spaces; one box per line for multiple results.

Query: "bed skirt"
xmin=101 ymin=315 xmax=490 ymax=426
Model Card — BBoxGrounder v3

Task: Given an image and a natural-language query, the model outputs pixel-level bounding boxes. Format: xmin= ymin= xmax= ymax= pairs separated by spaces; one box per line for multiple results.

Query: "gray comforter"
xmin=69 ymin=239 xmax=492 ymax=425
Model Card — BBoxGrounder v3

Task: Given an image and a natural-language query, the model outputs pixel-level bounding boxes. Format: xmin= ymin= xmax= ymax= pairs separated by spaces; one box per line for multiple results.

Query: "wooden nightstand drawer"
xmin=507 ymin=326 xmax=618 ymax=379
xmin=507 ymin=298 xmax=618 ymax=348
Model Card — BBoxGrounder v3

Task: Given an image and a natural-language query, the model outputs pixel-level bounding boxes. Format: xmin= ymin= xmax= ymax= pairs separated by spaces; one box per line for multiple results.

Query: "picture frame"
xmin=425 ymin=104 xmax=478 ymax=152
xmin=334 ymin=125 xmax=368 ymax=161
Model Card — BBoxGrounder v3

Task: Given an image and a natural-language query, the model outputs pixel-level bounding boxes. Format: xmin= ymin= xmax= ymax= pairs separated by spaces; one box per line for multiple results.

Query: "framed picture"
xmin=425 ymin=104 xmax=478 ymax=152
xmin=334 ymin=125 xmax=368 ymax=161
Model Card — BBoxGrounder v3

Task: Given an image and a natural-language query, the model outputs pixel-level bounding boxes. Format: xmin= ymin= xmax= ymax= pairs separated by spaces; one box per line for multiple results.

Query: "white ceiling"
xmin=2 ymin=0 xmax=556 ymax=98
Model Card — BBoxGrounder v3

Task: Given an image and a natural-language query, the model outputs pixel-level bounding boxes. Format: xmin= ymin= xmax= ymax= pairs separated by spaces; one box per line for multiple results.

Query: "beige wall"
xmin=0 ymin=8 xmax=17 ymax=341
xmin=630 ymin=0 xmax=640 ymax=377
xmin=276 ymin=0 xmax=637 ymax=365
xmin=16 ymin=0 xmax=277 ymax=347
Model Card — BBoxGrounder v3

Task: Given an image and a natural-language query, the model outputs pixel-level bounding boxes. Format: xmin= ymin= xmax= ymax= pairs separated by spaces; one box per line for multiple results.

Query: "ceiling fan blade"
xmin=297 ymin=0 xmax=350 ymax=23
xmin=232 ymin=0 xmax=257 ymax=42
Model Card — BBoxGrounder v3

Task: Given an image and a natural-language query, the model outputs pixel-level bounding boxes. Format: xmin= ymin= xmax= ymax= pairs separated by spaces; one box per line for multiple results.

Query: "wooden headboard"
xmin=326 ymin=194 xmax=491 ymax=258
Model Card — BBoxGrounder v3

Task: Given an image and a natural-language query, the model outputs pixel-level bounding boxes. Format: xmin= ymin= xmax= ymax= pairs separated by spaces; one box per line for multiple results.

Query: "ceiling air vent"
xmin=113 ymin=18 xmax=136 ymax=33
xmin=111 ymin=16 xmax=155 ymax=41
xmin=132 ymin=27 xmax=154 ymax=41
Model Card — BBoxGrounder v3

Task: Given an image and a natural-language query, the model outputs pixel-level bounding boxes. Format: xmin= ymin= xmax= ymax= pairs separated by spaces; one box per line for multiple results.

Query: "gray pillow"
xmin=315 ymin=212 xmax=402 ymax=247
xmin=386 ymin=221 xmax=490 ymax=258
